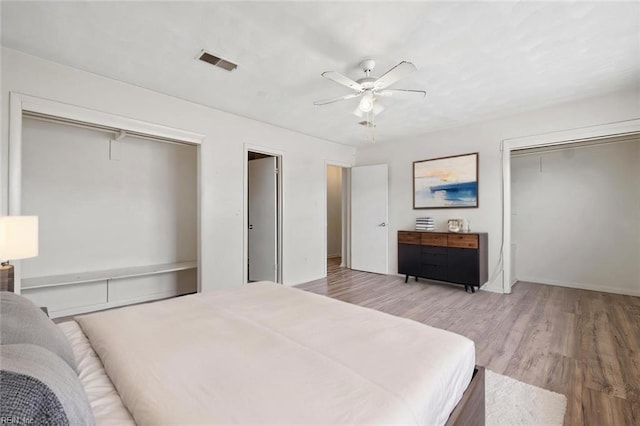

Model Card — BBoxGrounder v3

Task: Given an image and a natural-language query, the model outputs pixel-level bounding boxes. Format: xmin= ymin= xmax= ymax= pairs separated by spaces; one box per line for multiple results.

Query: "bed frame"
xmin=446 ymin=366 xmax=485 ymax=426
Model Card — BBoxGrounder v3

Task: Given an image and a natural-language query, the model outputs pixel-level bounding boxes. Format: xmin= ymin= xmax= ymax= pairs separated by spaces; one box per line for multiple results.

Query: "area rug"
xmin=486 ymin=370 xmax=567 ymax=425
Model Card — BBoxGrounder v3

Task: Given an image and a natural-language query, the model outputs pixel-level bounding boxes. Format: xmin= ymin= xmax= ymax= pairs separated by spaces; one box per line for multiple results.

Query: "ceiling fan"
xmin=313 ymin=59 xmax=426 ymax=120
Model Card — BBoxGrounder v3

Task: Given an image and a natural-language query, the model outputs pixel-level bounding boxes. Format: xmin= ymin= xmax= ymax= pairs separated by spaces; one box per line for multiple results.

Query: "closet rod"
xmin=22 ymin=111 xmax=195 ymax=147
xmin=511 ymin=133 xmax=640 ymax=158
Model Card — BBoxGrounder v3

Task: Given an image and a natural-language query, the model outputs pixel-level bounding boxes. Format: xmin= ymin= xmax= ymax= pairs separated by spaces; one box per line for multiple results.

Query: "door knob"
xmin=379 ymin=222 xmax=387 ymax=227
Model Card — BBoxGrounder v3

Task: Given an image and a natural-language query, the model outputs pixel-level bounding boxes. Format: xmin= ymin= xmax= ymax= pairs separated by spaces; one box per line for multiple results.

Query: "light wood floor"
xmin=299 ymin=258 xmax=639 ymax=425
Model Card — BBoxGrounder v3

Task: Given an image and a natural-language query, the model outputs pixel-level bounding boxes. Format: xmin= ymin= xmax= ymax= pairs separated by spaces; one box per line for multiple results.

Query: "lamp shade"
xmin=0 ymin=216 xmax=39 ymax=261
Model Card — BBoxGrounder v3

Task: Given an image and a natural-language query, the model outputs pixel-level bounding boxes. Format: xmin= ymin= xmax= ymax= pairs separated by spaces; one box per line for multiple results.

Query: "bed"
xmin=1 ymin=283 xmax=484 ymax=425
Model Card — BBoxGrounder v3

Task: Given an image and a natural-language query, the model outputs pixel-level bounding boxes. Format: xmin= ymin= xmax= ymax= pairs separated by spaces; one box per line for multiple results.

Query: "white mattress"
xmin=75 ymin=282 xmax=475 ymax=425
xmin=58 ymin=321 xmax=135 ymax=426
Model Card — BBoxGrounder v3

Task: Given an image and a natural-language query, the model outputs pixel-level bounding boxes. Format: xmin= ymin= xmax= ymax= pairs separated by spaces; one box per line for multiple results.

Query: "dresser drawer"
xmin=421 ymin=233 xmax=448 ymax=247
xmin=398 ymin=231 xmax=421 ymax=245
xmin=448 ymin=234 xmax=479 ymax=249
xmin=421 ymin=246 xmax=448 ymax=256
xmin=421 ymin=252 xmax=447 ymax=266
xmin=421 ymin=264 xmax=448 ymax=281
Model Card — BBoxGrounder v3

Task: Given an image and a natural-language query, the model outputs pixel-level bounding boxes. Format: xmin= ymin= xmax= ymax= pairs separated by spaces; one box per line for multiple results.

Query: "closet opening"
xmin=510 ymin=134 xmax=640 ymax=296
xmin=247 ymin=150 xmax=282 ymax=283
xmin=15 ymin=112 xmax=200 ymax=318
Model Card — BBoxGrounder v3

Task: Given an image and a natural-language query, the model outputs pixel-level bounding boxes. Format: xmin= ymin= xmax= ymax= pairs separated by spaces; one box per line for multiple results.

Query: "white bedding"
xmin=58 ymin=321 xmax=136 ymax=425
xmin=76 ymin=282 xmax=475 ymax=425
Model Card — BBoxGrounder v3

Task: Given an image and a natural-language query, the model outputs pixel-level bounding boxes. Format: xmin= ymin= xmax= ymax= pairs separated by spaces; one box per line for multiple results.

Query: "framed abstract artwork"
xmin=413 ymin=153 xmax=479 ymax=209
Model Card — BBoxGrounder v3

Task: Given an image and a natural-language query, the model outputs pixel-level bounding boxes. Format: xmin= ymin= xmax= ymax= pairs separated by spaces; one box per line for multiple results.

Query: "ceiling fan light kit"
xmin=358 ymin=94 xmax=374 ymax=112
xmin=314 ymin=58 xmax=426 ymax=142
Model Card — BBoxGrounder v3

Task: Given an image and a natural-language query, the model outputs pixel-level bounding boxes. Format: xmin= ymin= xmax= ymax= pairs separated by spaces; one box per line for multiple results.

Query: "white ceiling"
xmin=2 ymin=1 xmax=639 ymax=146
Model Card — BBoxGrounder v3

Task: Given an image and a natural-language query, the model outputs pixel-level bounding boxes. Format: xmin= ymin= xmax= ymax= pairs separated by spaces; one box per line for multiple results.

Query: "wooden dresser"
xmin=398 ymin=231 xmax=488 ymax=292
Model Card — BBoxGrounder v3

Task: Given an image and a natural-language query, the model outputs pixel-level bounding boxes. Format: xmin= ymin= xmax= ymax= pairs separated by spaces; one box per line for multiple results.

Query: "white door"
xmin=248 ymin=157 xmax=277 ymax=282
xmin=351 ymin=164 xmax=388 ymax=274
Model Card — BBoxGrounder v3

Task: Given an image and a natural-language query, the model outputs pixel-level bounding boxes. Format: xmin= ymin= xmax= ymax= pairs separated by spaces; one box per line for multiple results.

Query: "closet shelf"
xmin=21 ymin=261 xmax=198 ymax=290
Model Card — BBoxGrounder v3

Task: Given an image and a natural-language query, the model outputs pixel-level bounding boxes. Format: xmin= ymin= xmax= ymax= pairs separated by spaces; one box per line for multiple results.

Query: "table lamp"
xmin=0 ymin=216 xmax=39 ymax=292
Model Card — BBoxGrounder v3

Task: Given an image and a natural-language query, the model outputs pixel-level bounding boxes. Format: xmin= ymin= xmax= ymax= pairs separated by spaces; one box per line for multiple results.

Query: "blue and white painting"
xmin=414 ymin=153 xmax=478 ymax=208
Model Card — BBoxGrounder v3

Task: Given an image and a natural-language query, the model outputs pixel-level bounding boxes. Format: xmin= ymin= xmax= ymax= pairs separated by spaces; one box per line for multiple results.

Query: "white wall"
xmin=21 ymin=117 xmax=197 ymax=277
xmin=511 ymin=139 xmax=640 ymax=296
xmin=1 ymin=48 xmax=356 ymax=289
xmin=356 ymin=88 xmax=640 ymax=291
xmin=326 ymin=165 xmax=342 ymax=257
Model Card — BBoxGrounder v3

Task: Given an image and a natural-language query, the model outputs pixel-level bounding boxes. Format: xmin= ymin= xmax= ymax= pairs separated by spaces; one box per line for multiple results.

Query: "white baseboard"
xmin=516 ymin=276 xmax=640 ymax=297
xmin=286 ymin=276 xmax=323 ymax=287
xmin=479 ymin=273 xmax=506 ymax=294
xmin=327 ymin=253 xmax=341 ymax=259
xmin=480 ymin=282 xmax=504 ymax=294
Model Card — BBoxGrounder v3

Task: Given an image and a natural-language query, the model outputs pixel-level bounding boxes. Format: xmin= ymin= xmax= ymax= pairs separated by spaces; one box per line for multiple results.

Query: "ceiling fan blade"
xmin=373 ymin=61 xmax=418 ymax=90
xmin=313 ymin=92 xmax=362 ymax=106
xmin=376 ymin=89 xmax=426 ymax=99
xmin=321 ymin=71 xmax=364 ymax=92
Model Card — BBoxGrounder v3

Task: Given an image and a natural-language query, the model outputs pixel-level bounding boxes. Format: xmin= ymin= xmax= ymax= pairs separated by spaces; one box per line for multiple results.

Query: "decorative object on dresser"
xmin=415 ymin=217 xmax=435 ymax=231
xmin=398 ymin=231 xmax=488 ymax=292
xmin=0 ymin=216 xmax=39 ymax=292
xmin=448 ymin=219 xmax=470 ymax=233
xmin=413 ymin=153 xmax=479 ymax=209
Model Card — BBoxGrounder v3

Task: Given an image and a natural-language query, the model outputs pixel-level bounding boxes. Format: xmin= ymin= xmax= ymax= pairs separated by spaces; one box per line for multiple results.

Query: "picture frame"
xmin=413 ymin=152 xmax=479 ymax=209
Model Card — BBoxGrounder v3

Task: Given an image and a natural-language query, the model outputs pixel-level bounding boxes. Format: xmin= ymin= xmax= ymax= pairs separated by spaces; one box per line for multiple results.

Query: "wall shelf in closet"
xmin=21 ymin=261 xmax=198 ymax=290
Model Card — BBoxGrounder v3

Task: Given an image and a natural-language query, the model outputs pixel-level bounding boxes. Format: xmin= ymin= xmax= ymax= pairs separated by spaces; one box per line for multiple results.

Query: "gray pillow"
xmin=0 ymin=291 xmax=77 ymax=371
xmin=0 ymin=344 xmax=95 ymax=426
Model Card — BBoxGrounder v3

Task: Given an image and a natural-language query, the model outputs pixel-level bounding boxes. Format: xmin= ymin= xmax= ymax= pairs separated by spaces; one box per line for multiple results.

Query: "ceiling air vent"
xmin=198 ymin=51 xmax=237 ymax=72
xmin=358 ymin=121 xmax=375 ymax=128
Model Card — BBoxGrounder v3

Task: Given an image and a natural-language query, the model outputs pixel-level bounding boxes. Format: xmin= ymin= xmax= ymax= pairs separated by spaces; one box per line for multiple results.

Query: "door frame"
xmin=324 ymin=161 xmax=351 ymax=277
xmin=501 ymin=118 xmax=640 ymax=294
xmin=243 ymin=144 xmax=284 ymax=284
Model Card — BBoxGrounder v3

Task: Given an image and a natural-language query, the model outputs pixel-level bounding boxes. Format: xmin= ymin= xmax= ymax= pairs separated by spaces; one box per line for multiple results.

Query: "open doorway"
xmin=326 ymin=165 xmax=343 ymax=267
xmin=326 ymin=165 xmax=350 ymax=274
xmin=247 ymin=151 xmax=282 ymax=283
